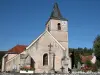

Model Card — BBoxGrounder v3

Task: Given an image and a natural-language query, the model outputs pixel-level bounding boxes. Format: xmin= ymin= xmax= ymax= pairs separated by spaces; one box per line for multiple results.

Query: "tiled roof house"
xmin=7 ymin=45 xmax=27 ymax=54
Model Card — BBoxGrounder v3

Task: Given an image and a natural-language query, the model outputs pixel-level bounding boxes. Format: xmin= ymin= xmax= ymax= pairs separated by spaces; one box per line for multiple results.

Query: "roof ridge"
xmin=26 ymin=31 xmax=46 ymax=49
xmin=16 ymin=44 xmax=27 ymax=46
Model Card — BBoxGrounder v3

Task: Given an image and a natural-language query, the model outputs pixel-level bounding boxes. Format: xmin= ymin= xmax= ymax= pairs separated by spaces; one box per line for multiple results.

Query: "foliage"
xmin=96 ymin=60 xmax=100 ymax=69
xmin=20 ymin=66 xmax=35 ymax=71
xmin=85 ymin=60 xmax=92 ymax=67
xmin=69 ymin=48 xmax=93 ymax=68
xmin=81 ymin=60 xmax=97 ymax=72
xmin=0 ymin=51 xmax=7 ymax=69
xmin=93 ymin=35 xmax=100 ymax=68
xmin=81 ymin=64 xmax=98 ymax=72
xmin=93 ymin=35 xmax=100 ymax=60
xmin=81 ymin=65 xmax=92 ymax=72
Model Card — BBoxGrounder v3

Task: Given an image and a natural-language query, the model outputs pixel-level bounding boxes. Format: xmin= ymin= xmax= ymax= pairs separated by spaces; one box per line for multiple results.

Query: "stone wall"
xmin=1 ymin=72 xmax=100 ymax=75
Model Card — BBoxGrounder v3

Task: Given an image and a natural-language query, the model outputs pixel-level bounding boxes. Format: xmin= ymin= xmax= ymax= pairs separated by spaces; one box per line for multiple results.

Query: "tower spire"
xmin=50 ymin=3 xmax=67 ymax=21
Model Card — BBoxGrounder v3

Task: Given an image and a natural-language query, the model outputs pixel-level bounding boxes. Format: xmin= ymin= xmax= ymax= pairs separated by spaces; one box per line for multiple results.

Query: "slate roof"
xmin=7 ymin=45 xmax=27 ymax=54
xmin=49 ymin=3 xmax=67 ymax=21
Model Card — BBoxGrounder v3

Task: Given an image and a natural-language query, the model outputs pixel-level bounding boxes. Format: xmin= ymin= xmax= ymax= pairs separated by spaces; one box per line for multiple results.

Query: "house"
xmin=80 ymin=53 xmax=96 ymax=65
xmin=2 ymin=3 xmax=71 ymax=73
xmin=80 ymin=53 xmax=96 ymax=71
xmin=2 ymin=45 xmax=27 ymax=72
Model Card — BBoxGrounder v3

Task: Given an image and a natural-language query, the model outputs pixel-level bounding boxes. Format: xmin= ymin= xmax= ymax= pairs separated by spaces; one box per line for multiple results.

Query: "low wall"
xmin=0 ymin=72 xmax=100 ymax=75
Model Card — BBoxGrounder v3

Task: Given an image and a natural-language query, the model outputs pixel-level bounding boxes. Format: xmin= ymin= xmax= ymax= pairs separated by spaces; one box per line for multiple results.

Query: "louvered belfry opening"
xmin=58 ymin=23 xmax=61 ymax=30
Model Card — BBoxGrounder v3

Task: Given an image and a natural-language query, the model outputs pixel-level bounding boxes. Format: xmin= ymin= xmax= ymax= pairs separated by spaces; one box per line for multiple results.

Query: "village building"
xmin=79 ymin=53 xmax=96 ymax=71
xmin=81 ymin=55 xmax=93 ymax=64
xmin=2 ymin=45 xmax=27 ymax=72
xmin=2 ymin=3 xmax=71 ymax=73
xmin=80 ymin=53 xmax=96 ymax=65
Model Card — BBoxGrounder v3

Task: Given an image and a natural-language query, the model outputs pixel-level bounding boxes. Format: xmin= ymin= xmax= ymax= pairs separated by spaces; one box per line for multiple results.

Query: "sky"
xmin=0 ymin=0 xmax=100 ymax=50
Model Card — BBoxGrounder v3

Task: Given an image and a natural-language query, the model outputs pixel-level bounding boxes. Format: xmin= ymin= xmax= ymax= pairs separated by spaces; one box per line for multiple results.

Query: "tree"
xmin=93 ymin=35 xmax=100 ymax=60
xmin=69 ymin=48 xmax=93 ymax=68
xmin=93 ymin=35 xmax=100 ymax=68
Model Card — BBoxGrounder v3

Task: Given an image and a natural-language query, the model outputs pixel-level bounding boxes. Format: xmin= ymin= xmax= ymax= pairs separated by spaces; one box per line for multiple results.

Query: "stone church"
xmin=2 ymin=3 xmax=71 ymax=73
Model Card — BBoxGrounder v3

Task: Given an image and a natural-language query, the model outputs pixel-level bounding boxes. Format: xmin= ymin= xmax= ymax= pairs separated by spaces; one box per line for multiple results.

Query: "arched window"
xmin=43 ymin=53 xmax=48 ymax=66
xmin=58 ymin=23 xmax=61 ymax=30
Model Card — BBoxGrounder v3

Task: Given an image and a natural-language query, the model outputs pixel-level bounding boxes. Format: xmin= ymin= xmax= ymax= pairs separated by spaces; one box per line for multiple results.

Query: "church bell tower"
xmin=46 ymin=3 xmax=69 ymax=56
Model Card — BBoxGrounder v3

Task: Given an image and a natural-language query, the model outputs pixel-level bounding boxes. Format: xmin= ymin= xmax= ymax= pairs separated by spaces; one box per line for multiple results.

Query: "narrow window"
xmin=43 ymin=53 xmax=48 ymax=66
xmin=47 ymin=25 xmax=50 ymax=31
xmin=31 ymin=58 xmax=35 ymax=69
xmin=58 ymin=23 xmax=61 ymax=30
xmin=48 ymin=26 xmax=50 ymax=31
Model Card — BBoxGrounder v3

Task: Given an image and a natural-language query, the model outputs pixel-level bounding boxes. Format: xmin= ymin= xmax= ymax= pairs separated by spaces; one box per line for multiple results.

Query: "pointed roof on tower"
xmin=49 ymin=3 xmax=67 ymax=21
